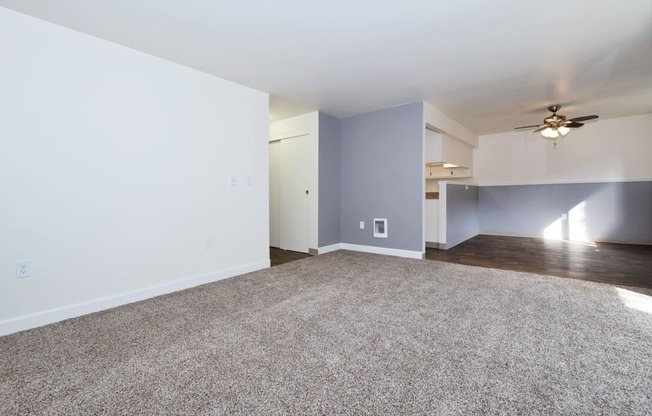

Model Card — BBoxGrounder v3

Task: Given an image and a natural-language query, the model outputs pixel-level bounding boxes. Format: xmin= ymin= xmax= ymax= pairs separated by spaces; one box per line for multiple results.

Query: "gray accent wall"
xmin=340 ymin=102 xmax=424 ymax=252
xmin=480 ymin=181 xmax=652 ymax=244
xmin=318 ymin=112 xmax=341 ymax=247
xmin=446 ymin=184 xmax=479 ymax=248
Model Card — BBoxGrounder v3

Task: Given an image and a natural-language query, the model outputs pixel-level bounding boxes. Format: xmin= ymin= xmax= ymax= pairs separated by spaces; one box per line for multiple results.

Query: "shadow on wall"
xmin=480 ymin=182 xmax=652 ymax=244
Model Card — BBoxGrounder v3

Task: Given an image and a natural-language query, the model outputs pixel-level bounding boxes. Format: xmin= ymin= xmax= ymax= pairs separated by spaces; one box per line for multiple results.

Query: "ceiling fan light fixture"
xmin=514 ymin=105 xmax=599 ymax=145
xmin=541 ymin=127 xmax=559 ymax=139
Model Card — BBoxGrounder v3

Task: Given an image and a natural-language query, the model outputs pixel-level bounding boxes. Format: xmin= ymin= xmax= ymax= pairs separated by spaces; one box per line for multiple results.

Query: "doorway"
xmin=269 ymin=134 xmax=311 ymax=253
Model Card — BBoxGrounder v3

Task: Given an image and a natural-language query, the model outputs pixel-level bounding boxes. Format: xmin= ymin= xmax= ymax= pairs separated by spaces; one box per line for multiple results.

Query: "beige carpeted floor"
xmin=1 ymin=250 xmax=651 ymax=415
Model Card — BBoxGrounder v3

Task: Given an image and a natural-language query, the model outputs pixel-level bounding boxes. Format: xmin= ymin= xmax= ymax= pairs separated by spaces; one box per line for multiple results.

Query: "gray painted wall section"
xmin=340 ymin=102 xmax=423 ymax=252
xmin=446 ymin=184 xmax=479 ymax=248
xmin=480 ymin=181 xmax=652 ymax=244
xmin=318 ymin=112 xmax=341 ymax=247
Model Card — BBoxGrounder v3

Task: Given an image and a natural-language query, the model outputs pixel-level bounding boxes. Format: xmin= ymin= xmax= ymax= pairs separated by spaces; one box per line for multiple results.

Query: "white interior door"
xmin=269 ymin=140 xmax=281 ymax=248
xmin=279 ymin=135 xmax=311 ymax=253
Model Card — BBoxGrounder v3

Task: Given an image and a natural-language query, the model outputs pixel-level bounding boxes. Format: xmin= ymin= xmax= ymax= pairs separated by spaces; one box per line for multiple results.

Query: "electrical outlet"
xmin=16 ymin=260 xmax=31 ymax=278
xmin=205 ymin=237 xmax=213 ymax=249
xmin=360 ymin=221 xmax=365 ymax=229
xmin=561 ymin=213 xmax=568 ymax=220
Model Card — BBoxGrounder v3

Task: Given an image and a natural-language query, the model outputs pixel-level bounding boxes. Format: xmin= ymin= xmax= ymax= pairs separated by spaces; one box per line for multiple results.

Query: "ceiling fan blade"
xmin=568 ymin=115 xmax=598 ymax=122
xmin=564 ymin=122 xmax=584 ymax=128
xmin=514 ymin=124 xmax=544 ymax=130
xmin=533 ymin=126 xmax=548 ymax=133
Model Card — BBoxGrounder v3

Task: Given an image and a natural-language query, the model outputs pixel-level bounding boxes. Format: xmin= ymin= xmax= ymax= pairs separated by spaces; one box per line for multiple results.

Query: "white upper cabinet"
xmin=425 ymin=129 xmax=473 ymax=179
xmin=425 ymin=129 xmax=472 ymax=167
xmin=425 ymin=130 xmax=444 ymax=162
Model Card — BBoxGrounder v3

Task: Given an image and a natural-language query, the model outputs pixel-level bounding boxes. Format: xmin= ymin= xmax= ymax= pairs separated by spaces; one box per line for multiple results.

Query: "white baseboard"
xmin=0 ymin=260 xmax=270 ymax=337
xmin=340 ymin=243 xmax=424 ymax=259
xmin=441 ymin=231 xmax=479 ymax=250
xmin=317 ymin=243 xmax=342 ymax=254
xmin=317 ymin=242 xmax=423 ymax=259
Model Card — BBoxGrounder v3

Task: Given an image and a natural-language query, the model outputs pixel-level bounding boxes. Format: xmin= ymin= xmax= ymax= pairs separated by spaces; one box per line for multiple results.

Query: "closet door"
xmin=269 ymin=140 xmax=281 ymax=248
xmin=279 ymin=135 xmax=311 ymax=253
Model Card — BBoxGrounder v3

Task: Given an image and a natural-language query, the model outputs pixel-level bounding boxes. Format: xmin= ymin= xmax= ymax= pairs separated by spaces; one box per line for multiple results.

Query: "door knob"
xmin=305 ymin=190 xmax=309 ymax=194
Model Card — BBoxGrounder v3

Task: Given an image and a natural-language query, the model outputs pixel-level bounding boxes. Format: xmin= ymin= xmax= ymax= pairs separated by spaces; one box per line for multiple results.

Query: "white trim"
xmin=317 ymin=243 xmax=342 ymax=254
xmin=445 ymin=181 xmax=480 ymax=187
xmin=441 ymin=231 xmax=479 ymax=250
xmin=478 ymin=178 xmax=652 ymax=187
xmin=0 ymin=260 xmax=270 ymax=337
xmin=340 ymin=243 xmax=424 ymax=259
xmin=269 ymin=129 xmax=309 ymax=142
xmin=439 ymin=182 xmax=447 ymax=245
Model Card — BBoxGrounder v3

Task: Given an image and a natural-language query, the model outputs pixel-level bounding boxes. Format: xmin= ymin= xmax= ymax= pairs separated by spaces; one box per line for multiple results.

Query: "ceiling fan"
xmin=514 ymin=105 xmax=598 ymax=142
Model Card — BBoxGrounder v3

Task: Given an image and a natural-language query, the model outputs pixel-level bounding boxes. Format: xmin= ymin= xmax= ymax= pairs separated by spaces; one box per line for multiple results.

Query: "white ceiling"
xmin=2 ymin=0 xmax=651 ymax=135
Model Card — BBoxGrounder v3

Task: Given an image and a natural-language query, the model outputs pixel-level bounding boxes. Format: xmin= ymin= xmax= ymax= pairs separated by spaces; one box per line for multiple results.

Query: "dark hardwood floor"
xmin=270 ymin=235 xmax=652 ymax=289
xmin=426 ymin=235 xmax=652 ymax=289
xmin=270 ymin=247 xmax=311 ymax=267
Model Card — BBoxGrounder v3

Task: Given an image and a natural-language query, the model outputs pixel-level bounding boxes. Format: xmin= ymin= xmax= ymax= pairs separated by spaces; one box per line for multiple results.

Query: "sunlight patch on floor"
xmin=616 ymin=288 xmax=652 ymax=315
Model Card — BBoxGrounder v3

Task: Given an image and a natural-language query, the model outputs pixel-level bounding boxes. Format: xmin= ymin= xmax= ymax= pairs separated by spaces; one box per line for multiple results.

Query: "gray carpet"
xmin=1 ymin=250 xmax=651 ymax=415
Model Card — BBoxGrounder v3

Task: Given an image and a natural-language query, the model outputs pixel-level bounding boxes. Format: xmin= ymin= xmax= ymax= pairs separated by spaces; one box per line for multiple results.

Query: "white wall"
xmin=422 ymin=102 xmax=479 ymax=251
xmin=423 ymin=101 xmax=479 ymax=148
xmin=269 ymin=112 xmax=319 ymax=250
xmin=0 ymin=8 xmax=269 ymax=334
xmin=475 ymin=114 xmax=652 ymax=185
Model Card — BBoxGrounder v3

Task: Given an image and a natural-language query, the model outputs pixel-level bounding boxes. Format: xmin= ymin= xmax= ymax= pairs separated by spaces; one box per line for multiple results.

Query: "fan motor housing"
xmin=544 ymin=114 xmax=566 ymax=126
